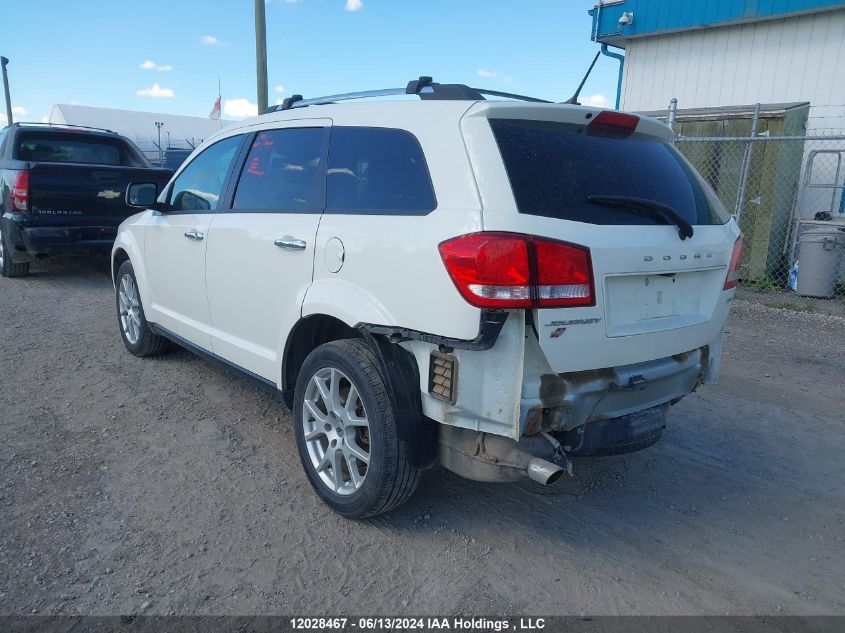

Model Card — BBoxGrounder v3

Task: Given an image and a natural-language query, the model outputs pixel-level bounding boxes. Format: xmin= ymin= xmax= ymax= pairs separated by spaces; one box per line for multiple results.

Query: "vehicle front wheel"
xmin=293 ymin=339 xmax=421 ymax=518
xmin=115 ymin=260 xmax=170 ymax=357
xmin=0 ymin=224 xmax=30 ymax=278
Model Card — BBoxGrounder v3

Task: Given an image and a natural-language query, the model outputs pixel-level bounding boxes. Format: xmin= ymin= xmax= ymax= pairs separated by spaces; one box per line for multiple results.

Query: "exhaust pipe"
xmin=527 ymin=458 xmax=565 ymax=485
xmin=438 ymin=427 xmax=572 ymax=484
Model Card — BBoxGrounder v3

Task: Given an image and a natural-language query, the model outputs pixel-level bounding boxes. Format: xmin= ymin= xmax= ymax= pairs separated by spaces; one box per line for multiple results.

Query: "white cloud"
xmin=0 ymin=109 xmax=27 ymax=124
xmin=140 ymin=60 xmax=172 ymax=71
xmin=201 ymin=35 xmax=221 ymax=45
xmin=274 ymin=85 xmax=285 ymax=94
xmin=136 ymin=83 xmax=175 ymax=98
xmin=224 ymin=98 xmax=258 ymax=118
xmin=581 ymin=93 xmax=611 ymax=108
xmin=345 ymin=0 xmax=363 ymax=11
xmin=276 ymin=98 xmax=285 ymax=105
xmin=477 ymin=69 xmax=497 ymax=78
xmin=41 ymin=116 xmax=50 ymax=123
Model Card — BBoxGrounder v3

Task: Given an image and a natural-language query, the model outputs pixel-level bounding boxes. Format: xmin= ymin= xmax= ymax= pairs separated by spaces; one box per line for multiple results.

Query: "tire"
xmin=591 ymin=426 xmax=664 ymax=456
xmin=293 ymin=339 xmax=421 ymax=519
xmin=115 ymin=260 xmax=170 ymax=357
xmin=0 ymin=223 xmax=30 ymax=278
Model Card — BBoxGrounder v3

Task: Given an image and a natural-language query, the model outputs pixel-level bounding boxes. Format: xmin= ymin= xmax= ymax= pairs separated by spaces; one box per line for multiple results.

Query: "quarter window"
xmin=326 ymin=127 xmax=436 ymax=214
xmin=232 ymin=128 xmax=326 ymax=211
xmin=169 ymin=135 xmax=243 ymax=212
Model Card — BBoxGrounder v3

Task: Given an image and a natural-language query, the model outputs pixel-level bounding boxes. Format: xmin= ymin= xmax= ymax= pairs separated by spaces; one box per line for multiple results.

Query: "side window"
xmin=169 ymin=135 xmax=243 ymax=212
xmin=0 ymin=129 xmax=7 ymax=155
xmin=232 ymin=128 xmax=326 ymax=211
xmin=326 ymin=127 xmax=436 ymax=214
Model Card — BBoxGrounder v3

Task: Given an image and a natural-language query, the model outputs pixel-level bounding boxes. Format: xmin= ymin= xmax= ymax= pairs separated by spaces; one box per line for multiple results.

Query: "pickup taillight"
xmin=438 ymin=232 xmax=594 ymax=309
xmin=9 ymin=170 xmax=29 ymax=212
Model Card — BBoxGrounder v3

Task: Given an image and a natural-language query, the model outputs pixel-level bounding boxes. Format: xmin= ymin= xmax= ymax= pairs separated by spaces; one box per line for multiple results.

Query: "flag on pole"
xmin=209 ymin=96 xmax=221 ymax=120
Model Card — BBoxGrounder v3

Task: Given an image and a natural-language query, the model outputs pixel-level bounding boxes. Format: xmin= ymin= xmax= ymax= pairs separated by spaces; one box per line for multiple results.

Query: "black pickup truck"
xmin=0 ymin=123 xmax=172 ymax=277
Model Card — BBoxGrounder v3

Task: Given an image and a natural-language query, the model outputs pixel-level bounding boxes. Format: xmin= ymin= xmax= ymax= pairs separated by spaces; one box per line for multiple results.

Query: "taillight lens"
xmin=587 ymin=110 xmax=639 ymax=139
xmin=437 ymin=232 xmax=533 ymax=308
xmin=534 ymin=238 xmax=593 ymax=306
xmin=724 ymin=235 xmax=744 ymax=290
xmin=439 ymin=232 xmax=594 ymax=309
xmin=10 ymin=170 xmax=29 ymax=212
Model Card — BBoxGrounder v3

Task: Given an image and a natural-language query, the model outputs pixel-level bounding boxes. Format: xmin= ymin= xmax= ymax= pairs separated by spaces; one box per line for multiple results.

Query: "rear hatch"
xmin=460 ymin=103 xmax=740 ymax=373
xmin=17 ymin=131 xmax=171 ymax=226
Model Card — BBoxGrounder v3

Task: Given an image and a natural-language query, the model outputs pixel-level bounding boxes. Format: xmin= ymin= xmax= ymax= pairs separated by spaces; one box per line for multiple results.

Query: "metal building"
xmin=48 ymin=104 xmax=227 ymax=168
xmin=589 ymin=0 xmax=845 ymax=133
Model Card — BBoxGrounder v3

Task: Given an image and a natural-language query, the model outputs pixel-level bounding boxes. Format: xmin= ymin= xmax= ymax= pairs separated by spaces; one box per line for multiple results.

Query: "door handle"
xmin=274 ymin=237 xmax=307 ymax=251
xmin=184 ymin=230 xmax=204 ymax=241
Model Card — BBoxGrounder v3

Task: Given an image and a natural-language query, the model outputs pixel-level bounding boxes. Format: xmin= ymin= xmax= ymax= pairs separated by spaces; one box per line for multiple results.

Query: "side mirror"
xmin=126 ymin=182 xmax=159 ymax=208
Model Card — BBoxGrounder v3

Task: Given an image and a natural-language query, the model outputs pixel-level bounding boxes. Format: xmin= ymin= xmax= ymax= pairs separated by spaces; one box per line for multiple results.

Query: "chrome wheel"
xmin=302 ymin=367 xmax=371 ymax=496
xmin=118 ymin=273 xmax=142 ymax=345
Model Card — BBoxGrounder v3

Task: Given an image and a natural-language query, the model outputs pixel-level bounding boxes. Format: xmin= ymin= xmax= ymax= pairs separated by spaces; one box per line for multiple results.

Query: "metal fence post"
xmin=734 ymin=102 xmax=761 ymax=222
xmin=667 ymin=98 xmax=677 ymax=132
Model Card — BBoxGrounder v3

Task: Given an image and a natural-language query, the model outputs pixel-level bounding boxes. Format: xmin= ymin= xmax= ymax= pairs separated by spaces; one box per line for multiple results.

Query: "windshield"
xmin=489 ymin=118 xmax=731 ymax=226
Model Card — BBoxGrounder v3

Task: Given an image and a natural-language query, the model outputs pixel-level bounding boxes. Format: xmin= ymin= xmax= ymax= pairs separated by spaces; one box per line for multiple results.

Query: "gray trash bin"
xmin=796 ymin=227 xmax=844 ymax=298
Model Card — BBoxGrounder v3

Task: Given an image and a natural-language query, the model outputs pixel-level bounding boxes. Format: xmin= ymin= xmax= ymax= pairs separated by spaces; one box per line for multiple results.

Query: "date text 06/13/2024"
xmin=289 ymin=616 xmax=548 ymax=631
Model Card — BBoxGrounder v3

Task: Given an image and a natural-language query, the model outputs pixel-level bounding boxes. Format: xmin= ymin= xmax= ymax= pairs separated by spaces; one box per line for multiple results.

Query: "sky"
xmin=1 ymin=0 xmax=619 ymax=125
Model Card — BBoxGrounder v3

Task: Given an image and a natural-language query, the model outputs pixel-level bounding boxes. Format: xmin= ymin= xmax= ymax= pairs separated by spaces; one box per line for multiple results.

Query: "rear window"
xmin=15 ymin=133 xmax=136 ymax=166
xmin=326 ymin=127 xmax=436 ymax=214
xmin=489 ymin=119 xmax=730 ymax=226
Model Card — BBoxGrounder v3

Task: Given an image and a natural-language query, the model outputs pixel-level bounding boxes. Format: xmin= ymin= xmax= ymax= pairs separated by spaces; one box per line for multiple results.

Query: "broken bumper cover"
xmin=521 ymin=347 xmax=705 ymax=436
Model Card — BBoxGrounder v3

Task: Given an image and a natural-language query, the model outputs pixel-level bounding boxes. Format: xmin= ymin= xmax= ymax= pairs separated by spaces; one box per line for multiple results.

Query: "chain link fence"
xmin=136 ymin=138 xmax=200 ymax=171
xmin=667 ymin=109 xmax=845 ymax=299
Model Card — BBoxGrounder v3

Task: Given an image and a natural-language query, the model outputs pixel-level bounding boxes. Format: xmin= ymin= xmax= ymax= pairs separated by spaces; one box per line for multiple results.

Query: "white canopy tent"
xmin=48 ymin=104 xmax=229 ymax=165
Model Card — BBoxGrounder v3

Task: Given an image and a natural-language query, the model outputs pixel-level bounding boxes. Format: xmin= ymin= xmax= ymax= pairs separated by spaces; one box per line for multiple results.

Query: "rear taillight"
xmin=588 ymin=110 xmax=639 ymax=139
xmin=724 ymin=235 xmax=744 ymax=290
xmin=10 ymin=170 xmax=29 ymax=212
xmin=439 ymin=232 xmax=594 ymax=309
xmin=533 ymin=237 xmax=593 ymax=307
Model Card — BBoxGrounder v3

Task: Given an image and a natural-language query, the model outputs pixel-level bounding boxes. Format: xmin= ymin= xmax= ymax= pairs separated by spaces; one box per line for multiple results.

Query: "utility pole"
xmin=1 ymin=57 xmax=13 ymax=125
xmin=254 ymin=0 xmax=268 ymax=114
xmin=255 ymin=0 xmax=267 ymax=114
xmin=154 ymin=121 xmax=165 ymax=167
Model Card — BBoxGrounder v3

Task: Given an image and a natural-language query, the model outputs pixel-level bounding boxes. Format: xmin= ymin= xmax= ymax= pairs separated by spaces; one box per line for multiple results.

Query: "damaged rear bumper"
xmin=520 ymin=346 xmax=705 ymax=436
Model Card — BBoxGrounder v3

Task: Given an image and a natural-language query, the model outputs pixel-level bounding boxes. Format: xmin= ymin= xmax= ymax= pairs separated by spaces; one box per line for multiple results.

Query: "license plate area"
xmin=604 ymin=268 xmax=723 ymax=337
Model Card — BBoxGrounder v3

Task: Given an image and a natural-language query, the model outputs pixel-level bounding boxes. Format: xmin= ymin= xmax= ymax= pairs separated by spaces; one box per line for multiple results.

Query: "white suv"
xmin=113 ymin=78 xmax=742 ymax=518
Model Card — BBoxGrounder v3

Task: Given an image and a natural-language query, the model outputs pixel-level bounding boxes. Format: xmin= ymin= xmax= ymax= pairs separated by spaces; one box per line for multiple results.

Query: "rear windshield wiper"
xmin=586 ymin=195 xmax=694 ymax=240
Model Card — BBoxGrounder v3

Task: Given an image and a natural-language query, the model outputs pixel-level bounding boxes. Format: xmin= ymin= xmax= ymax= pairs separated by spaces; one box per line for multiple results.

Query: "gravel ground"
xmin=1 ymin=256 xmax=844 ymax=616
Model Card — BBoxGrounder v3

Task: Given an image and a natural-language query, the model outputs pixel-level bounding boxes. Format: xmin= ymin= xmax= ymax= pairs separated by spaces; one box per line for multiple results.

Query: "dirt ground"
xmin=1 ymin=256 xmax=843 ymax=617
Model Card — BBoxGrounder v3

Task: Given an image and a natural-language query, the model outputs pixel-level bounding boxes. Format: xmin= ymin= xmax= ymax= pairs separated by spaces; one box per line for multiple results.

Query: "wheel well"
xmin=112 ymin=248 xmax=130 ymax=284
xmin=282 ymin=315 xmax=360 ymax=407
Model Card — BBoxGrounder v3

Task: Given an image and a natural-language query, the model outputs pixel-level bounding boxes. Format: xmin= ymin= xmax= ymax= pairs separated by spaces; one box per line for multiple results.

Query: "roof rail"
xmin=7 ymin=122 xmax=119 ymax=135
xmin=269 ymin=76 xmax=552 ymax=112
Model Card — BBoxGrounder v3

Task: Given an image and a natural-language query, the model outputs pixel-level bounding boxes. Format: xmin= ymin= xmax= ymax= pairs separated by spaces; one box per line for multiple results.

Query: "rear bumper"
xmin=2 ymin=215 xmax=117 ymax=261
xmin=522 ymin=347 xmax=705 ymax=435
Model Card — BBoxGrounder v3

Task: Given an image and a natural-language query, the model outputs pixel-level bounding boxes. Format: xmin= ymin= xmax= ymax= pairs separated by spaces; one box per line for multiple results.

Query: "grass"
xmin=763 ymin=302 xmax=816 ymax=313
xmin=742 ymin=274 xmax=785 ymax=292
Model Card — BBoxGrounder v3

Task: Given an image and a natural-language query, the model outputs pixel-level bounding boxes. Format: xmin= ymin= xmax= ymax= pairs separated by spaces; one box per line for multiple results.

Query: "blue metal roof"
xmin=589 ymin=0 xmax=845 ymax=45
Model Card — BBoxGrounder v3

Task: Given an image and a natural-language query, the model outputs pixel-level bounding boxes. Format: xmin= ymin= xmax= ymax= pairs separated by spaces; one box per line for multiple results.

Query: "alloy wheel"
xmin=302 ymin=367 xmax=371 ymax=495
xmin=118 ymin=273 xmax=142 ymax=345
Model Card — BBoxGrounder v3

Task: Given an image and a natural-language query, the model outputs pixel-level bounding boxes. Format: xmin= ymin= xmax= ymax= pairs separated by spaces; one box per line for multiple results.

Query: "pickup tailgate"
xmin=28 ymin=163 xmax=171 ymax=225
xmin=461 ymin=102 xmax=741 ymax=373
